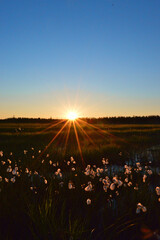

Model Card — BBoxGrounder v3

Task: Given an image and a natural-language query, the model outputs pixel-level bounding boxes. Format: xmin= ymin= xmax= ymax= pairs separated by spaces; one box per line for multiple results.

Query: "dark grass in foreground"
xmin=0 ymin=149 xmax=160 ymax=240
xmin=0 ymin=122 xmax=160 ymax=239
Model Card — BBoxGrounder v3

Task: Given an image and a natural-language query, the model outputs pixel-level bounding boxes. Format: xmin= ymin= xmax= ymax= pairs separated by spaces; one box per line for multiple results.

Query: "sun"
xmin=67 ymin=111 xmax=78 ymax=121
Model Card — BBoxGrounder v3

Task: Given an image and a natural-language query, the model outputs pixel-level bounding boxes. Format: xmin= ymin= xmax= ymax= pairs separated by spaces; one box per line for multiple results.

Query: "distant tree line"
xmin=0 ymin=117 xmax=57 ymax=123
xmin=0 ymin=116 xmax=160 ymax=124
xmin=84 ymin=115 xmax=160 ymax=124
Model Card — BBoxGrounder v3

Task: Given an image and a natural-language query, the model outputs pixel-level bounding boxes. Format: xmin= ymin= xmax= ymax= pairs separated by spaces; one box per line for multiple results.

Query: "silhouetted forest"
xmin=0 ymin=115 xmax=160 ymax=124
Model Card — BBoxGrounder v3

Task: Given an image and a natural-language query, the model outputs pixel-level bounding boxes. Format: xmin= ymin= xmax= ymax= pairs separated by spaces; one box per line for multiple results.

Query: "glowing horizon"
xmin=67 ymin=111 xmax=78 ymax=121
xmin=0 ymin=1 xmax=160 ymax=119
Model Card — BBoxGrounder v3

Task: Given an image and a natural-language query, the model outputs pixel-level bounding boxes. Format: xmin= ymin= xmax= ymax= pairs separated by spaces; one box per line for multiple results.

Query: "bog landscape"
xmin=0 ymin=117 xmax=160 ymax=239
xmin=0 ymin=0 xmax=160 ymax=239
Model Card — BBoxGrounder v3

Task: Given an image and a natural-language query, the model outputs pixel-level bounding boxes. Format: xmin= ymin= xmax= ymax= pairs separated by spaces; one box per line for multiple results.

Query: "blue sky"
xmin=0 ymin=0 xmax=160 ymax=118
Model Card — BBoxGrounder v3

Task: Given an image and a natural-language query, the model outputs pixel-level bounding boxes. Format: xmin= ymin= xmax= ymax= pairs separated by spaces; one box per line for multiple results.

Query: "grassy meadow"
xmin=0 ymin=121 xmax=160 ymax=239
xmin=0 ymin=121 xmax=160 ymax=165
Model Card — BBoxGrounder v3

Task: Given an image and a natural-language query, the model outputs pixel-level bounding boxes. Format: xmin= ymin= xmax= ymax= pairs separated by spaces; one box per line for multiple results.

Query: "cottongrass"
xmin=0 ymin=148 xmax=160 ymax=239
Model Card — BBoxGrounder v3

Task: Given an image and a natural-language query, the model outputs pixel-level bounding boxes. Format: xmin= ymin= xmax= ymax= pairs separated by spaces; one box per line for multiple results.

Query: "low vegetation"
xmin=0 ymin=121 xmax=160 ymax=239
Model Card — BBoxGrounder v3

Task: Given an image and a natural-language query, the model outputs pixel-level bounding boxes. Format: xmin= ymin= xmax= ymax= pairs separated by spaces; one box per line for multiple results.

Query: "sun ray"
xmin=37 ymin=120 xmax=69 ymax=159
xmin=78 ymin=118 xmax=126 ymax=143
xmin=73 ymin=121 xmax=85 ymax=167
xmin=64 ymin=121 xmax=71 ymax=155
xmin=55 ymin=125 xmax=67 ymax=148
xmin=77 ymin=118 xmax=108 ymax=138
xmin=36 ymin=119 xmax=65 ymax=135
xmin=75 ymin=120 xmax=97 ymax=147
xmin=78 ymin=118 xmax=116 ymax=138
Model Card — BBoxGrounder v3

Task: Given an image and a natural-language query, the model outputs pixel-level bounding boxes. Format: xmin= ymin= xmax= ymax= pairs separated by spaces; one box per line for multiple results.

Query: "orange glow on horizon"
xmin=67 ymin=111 xmax=78 ymax=121
xmin=32 ymin=108 xmax=124 ymax=168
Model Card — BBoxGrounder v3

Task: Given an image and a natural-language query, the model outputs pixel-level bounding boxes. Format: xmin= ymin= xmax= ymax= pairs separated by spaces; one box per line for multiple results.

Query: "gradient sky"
xmin=0 ymin=0 xmax=160 ymax=119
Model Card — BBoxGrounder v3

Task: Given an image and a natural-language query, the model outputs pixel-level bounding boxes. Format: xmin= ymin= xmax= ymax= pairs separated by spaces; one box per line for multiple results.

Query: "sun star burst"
xmin=67 ymin=111 xmax=78 ymax=121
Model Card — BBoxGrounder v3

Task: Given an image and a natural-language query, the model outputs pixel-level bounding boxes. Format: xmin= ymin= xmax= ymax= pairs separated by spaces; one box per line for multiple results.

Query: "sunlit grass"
xmin=0 ymin=123 xmax=160 ymax=239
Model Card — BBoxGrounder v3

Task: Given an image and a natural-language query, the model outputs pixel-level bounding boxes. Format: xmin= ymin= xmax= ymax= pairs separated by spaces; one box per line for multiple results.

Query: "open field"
xmin=0 ymin=121 xmax=160 ymax=239
xmin=0 ymin=121 xmax=160 ymax=165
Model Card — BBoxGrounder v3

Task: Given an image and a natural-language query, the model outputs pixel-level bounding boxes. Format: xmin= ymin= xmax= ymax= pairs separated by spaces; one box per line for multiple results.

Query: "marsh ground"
xmin=0 ymin=121 xmax=160 ymax=240
xmin=0 ymin=121 xmax=160 ymax=165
